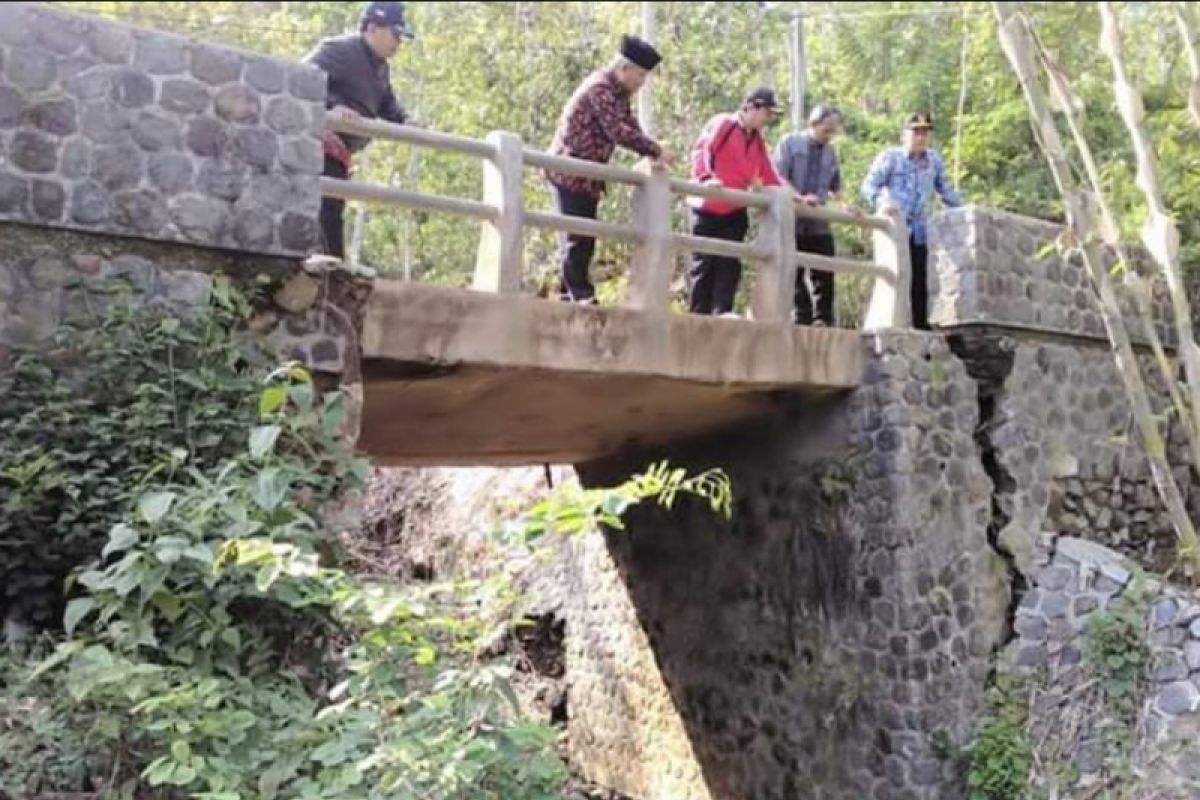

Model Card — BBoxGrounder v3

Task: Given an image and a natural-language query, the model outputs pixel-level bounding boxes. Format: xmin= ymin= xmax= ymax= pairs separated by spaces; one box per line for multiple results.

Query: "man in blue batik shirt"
xmin=862 ymin=111 xmax=964 ymax=330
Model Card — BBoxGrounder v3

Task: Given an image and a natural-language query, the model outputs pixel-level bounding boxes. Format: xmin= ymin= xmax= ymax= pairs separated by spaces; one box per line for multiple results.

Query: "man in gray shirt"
xmin=774 ymin=105 xmax=845 ymax=326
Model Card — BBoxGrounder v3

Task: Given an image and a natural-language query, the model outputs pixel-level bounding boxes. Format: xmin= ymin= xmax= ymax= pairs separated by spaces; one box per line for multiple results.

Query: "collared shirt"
xmin=304 ymin=34 xmax=407 ymax=154
xmin=689 ymin=113 xmax=782 ymax=216
xmin=546 ymin=69 xmax=662 ymax=198
xmin=861 ymin=146 xmax=963 ymax=245
xmin=774 ymin=130 xmax=842 ymax=235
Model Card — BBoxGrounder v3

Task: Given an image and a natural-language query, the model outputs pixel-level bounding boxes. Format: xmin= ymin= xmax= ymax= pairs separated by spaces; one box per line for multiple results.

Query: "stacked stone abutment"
xmin=563 ymin=206 xmax=1198 ymax=799
xmin=0 ymin=4 xmax=371 ymax=631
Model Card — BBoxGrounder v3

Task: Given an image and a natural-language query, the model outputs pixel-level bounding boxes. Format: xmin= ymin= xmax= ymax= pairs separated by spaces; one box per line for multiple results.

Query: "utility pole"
xmin=790 ymin=10 xmax=807 ymax=130
xmin=638 ymin=1 xmax=655 ymax=136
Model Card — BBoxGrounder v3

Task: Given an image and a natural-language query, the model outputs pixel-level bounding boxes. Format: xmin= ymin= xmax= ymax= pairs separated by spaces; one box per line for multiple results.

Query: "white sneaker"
xmin=718 ymin=312 xmax=741 ymax=319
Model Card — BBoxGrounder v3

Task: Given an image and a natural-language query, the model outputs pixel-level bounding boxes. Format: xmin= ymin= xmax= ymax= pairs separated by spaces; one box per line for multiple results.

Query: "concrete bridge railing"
xmin=321 ymin=117 xmax=913 ymax=330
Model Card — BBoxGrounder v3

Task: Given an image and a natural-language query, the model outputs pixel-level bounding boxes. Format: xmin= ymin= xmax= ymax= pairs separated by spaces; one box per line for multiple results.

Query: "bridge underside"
xmin=358 ymin=282 xmax=865 ymax=466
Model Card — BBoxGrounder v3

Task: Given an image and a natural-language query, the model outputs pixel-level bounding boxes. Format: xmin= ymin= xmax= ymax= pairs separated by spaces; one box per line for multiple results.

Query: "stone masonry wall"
xmin=0 ymin=224 xmax=368 ymax=383
xmin=0 ymin=2 xmax=325 ymax=255
xmin=929 ymin=206 xmax=1173 ymax=346
xmin=565 ymin=332 xmax=1009 ymax=800
xmin=946 ymin=331 xmax=1188 ymax=584
xmin=1009 ymin=536 xmax=1200 ymax=798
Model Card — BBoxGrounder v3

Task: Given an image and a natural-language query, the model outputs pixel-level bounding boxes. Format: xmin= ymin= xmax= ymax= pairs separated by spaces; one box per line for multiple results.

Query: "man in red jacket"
xmin=687 ymin=87 xmax=785 ymax=316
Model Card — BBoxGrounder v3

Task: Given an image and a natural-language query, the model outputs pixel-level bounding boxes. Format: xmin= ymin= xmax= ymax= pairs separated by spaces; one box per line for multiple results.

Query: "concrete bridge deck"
xmin=358 ymin=281 xmax=864 ymax=466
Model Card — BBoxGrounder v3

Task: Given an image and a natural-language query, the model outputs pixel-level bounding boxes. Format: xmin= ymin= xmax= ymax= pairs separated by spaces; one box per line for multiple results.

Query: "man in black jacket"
xmin=304 ymin=1 xmax=414 ymax=259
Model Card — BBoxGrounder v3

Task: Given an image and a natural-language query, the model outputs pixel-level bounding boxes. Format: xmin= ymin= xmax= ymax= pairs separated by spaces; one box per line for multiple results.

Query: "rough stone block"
xmin=0 ymin=85 xmax=25 ymax=128
xmin=279 ymin=212 xmax=318 ymax=253
xmin=134 ymin=34 xmax=186 ymax=74
xmin=1156 ymin=652 xmax=1190 ymax=683
xmin=21 ymin=98 xmax=77 ymax=136
xmin=10 ymin=130 xmax=59 ymax=173
xmin=31 ymin=180 xmax=65 ymax=221
xmin=170 ymin=194 xmax=229 ymax=242
xmin=132 ymin=110 xmax=182 ymax=151
xmin=189 ymin=44 xmax=242 ymax=85
xmin=80 ymin=101 xmax=131 ymax=144
xmin=234 ymin=127 xmax=278 ymax=169
xmin=0 ymin=172 xmax=30 ymax=214
xmin=197 ymin=159 xmax=246 ymax=201
xmin=264 ymin=96 xmax=307 ymax=136
xmin=246 ymin=57 xmax=285 ymax=94
xmin=279 ymin=136 xmax=322 ymax=175
xmin=287 ymin=64 xmax=326 ymax=102
xmin=233 ymin=208 xmax=273 ymax=250
xmin=91 ymin=142 xmax=144 ymax=191
xmin=115 ymin=189 xmax=169 ymax=234
xmin=161 ymin=78 xmax=210 ymax=115
xmin=148 ymin=152 xmax=193 ymax=194
xmin=86 ymin=22 xmax=134 ymax=64
xmin=7 ymin=48 xmax=56 ymax=91
xmin=185 ymin=116 xmax=231 ymax=158
xmin=214 ymin=84 xmax=260 ymax=123
xmin=69 ymin=181 xmax=112 ymax=225
xmin=160 ymin=270 xmax=212 ymax=308
xmin=1157 ymin=681 xmax=1200 ymax=716
xmin=0 ymin=4 xmax=32 ymax=48
xmin=111 ymin=67 xmax=156 ymax=108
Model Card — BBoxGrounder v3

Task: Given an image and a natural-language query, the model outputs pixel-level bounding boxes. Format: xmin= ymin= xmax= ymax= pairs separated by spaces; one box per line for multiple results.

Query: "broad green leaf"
xmin=249 ymin=425 xmax=282 ymax=459
xmin=171 ymin=739 xmax=191 ymax=763
xmin=64 ymin=597 xmax=96 ymax=636
xmin=252 ymin=469 xmax=289 ymax=512
xmin=259 ymin=385 xmax=286 ymax=417
xmin=288 ymin=382 xmax=314 ymax=412
xmin=104 ymin=524 xmax=140 ymax=557
xmin=138 ymin=491 xmax=176 ymax=524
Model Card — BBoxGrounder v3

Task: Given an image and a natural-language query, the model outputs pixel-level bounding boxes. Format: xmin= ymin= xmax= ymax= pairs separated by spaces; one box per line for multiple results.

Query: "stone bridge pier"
xmin=560 ymin=206 xmax=1187 ymax=800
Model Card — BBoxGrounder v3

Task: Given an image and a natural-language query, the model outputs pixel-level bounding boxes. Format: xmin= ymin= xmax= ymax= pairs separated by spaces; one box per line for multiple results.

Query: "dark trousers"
xmin=319 ymin=155 xmax=348 ymax=259
xmin=552 ymin=183 xmax=600 ymax=301
xmin=689 ymin=209 xmax=750 ymax=314
xmin=910 ymin=239 xmax=930 ymax=330
xmin=795 ymin=232 xmax=836 ymax=326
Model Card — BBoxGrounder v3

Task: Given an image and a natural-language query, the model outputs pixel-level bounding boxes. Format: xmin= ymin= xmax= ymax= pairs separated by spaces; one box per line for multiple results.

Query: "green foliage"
xmin=1 ymin=292 xmax=739 ymax=798
xmin=517 ymin=461 xmax=733 ymax=539
xmin=1080 ymin=575 xmax=1153 ymax=791
xmin=1082 ymin=575 xmax=1152 ymax=721
xmin=964 ymin=674 xmax=1034 ymax=800
xmin=0 ymin=279 xmax=265 ymax=627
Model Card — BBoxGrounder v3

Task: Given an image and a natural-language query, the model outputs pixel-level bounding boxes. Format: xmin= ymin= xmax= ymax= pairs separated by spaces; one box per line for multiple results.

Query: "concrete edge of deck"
xmin=363 ymin=280 xmax=864 ymax=391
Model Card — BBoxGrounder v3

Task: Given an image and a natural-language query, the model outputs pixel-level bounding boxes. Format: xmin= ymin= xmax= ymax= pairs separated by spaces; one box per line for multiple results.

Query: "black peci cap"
xmin=619 ymin=34 xmax=662 ymax=71
xmin=904 ymin=110 xmax=934 ymax=130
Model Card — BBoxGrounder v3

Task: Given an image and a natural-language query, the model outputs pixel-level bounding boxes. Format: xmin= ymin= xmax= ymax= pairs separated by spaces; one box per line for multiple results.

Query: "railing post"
xmin=474 ymin=131 xmax=524 ymax=293
xmin=626 ymin=161 xmax=673 ymax=314
xmin=863 ymin=213 xmax=912 ymax=330
xmin=750 ymin=186 xmax=797 ymax=323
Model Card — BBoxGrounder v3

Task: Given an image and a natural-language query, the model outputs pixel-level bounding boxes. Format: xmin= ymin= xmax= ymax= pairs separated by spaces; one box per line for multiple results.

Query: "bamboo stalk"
xmin=1030 ymin=13 xmax=1197 ymax=465
xmin=992 ymin=3 xmax=1200 ymax=576
xmin=1173 ymin=2 xmax=1200 ymax=130
xmin=1098 ymin=2 xmax=1200 ymax=477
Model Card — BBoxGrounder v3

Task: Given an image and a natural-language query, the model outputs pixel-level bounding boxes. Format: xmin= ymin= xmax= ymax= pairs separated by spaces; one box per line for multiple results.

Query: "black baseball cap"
xmin=619 ymin=35 xmax=662 ymax=71
xmin=744 ymin=87 xmax=781 ymax=110
xmin=362 ymin=1 xmax=415 ymax=41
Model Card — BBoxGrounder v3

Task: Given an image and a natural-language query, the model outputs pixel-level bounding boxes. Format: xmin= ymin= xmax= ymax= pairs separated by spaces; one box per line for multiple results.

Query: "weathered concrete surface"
xmin=360 ymin=281 xmax=864 ymax=466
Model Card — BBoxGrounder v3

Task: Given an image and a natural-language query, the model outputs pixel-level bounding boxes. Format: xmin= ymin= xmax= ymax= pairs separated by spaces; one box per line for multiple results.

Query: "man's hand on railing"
xmin=328 ymin=105 xmax=360 ymax=122
xmin=403 ymin=119 xmax=428 ymax=130
xmin=654 ymin=151 xmax=675 ymax=169
xmin=798 ymin=193 xmax=819 ymax=206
